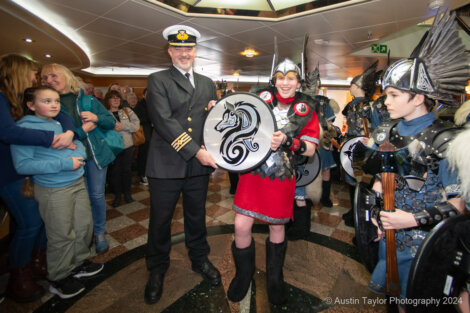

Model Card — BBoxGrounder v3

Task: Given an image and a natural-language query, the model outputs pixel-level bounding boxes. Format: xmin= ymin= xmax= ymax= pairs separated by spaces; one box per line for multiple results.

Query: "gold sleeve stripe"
xmin=171 ymin=132 xmax=192 ymax=152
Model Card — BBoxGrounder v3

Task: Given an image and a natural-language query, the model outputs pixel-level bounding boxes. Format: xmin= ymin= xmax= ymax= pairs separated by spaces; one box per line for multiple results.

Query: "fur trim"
xmin=447 ymin=127 xmax=470 ymax=202
xmin=454 ymin=100 xmax=470 ymax=126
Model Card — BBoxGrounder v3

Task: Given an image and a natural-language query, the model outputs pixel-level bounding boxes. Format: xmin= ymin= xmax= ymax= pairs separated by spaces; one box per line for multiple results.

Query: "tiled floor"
xmin=1 ymin=168 xmax=364 ymax=313
xmin=93 ymin=169 xmax=356 ymax=265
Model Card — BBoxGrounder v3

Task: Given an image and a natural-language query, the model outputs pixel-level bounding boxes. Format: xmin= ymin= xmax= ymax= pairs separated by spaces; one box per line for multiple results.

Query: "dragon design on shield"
xmin=215 ymin=100 xmax=260 ymax=166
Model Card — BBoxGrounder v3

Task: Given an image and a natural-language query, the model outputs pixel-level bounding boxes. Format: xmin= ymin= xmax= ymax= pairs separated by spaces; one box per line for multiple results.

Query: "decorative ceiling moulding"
xmin=145 ymin=0 xmax=369 ymax=21
xmin=6 ymin=0 xmax=89 ymax=70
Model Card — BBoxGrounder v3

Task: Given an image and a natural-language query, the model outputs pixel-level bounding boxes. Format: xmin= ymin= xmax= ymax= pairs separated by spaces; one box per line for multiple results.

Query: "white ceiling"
xmin=1 ymin=0 xmax=469 ymax=84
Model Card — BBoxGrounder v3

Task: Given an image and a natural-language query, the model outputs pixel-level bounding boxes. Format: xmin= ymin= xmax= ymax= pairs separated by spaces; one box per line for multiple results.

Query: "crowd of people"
xmin=1 ymin=10 xmax=469 ymax=312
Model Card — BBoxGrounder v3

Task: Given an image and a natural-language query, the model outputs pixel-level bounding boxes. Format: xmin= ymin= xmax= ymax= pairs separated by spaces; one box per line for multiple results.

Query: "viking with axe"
xmin=363 ymin=8 xmax=468 ymax=311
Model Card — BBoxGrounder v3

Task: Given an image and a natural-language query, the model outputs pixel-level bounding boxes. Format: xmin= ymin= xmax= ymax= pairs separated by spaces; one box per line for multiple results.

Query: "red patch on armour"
xmin=293 ymin=102 xmax=309 ymax=116
xmin=258 ymin=91 xmax=273 ymax=103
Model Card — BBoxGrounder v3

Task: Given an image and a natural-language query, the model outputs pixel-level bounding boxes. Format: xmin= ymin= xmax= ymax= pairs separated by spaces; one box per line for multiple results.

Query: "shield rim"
xmin=295 ymin=152 xmax=321 ymax=187
xmin=406 ymin=214 xmax=470 ymax=312
xmin=203 ymin=91 xmax=278 ymax=173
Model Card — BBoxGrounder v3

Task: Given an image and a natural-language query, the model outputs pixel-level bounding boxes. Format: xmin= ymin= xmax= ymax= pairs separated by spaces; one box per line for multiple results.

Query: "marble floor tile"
xmin=4 ymin=169 xmax=385 ymax=313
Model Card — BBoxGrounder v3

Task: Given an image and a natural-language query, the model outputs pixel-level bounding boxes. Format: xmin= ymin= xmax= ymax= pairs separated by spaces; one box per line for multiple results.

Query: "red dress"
xmin=233 ymin=89 xmax=320 ymax=224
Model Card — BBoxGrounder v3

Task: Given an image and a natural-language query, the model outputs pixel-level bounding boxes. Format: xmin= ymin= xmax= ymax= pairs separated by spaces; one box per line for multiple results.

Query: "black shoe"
xmin=112 ymin=196 xmax=121 ymax=207
xmin=320 ymin=197 xmax=333 ymax=208
xmin=72 ymin=260 xmax=104 ymax=279
xmin=342 ymin=209 xmax=354 ymax=227
xmin=49 ymin=276 xmax=85 ymax=299
xmin=124 ymin=194 xmax=134 ymax=203
xmin=144 ymin=272 xmax=164 ymax=304
xmin=192 ymin=260 xmax=221 ymax=286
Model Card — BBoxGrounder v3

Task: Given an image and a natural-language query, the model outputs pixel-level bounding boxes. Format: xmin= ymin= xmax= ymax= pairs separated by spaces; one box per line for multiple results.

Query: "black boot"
xmin=227 ymin=239 xmax=255 ymax=302
xmin=286 ymin=201 xmax=311 ymax=241
xmin=112 ymin=194 xmax=121 ymax=207
xmin=342 ymin=185 xmax=355 ymax=227
xmin=266 ymin=238 xmax=287 ymax=305
xmin=124 ymin=193 xmax=134 ymax=203
xmin=320 ymin=180 xmax=333 ymax=207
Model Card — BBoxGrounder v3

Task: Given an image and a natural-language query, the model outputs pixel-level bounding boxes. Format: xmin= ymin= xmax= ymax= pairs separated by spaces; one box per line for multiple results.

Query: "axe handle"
xmin=330 ymin=138 xmax=341 ymax=151
xmin=362 ymin=118 xmax=370 ymax=137
xmin=382 ymin=171 xmax=401 ymax=296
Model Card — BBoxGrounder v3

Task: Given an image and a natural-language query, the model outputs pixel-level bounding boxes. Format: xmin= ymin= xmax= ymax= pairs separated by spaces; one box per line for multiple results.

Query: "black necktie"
xmin=185 ymin=72 xmax=193 ymax=88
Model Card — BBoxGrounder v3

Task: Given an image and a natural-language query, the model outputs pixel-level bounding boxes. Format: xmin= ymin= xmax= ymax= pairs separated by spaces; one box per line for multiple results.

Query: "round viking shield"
xmin=295 ymin=152 xmax=321 ymax=187
xmin=406 ymin=214 xmax=470 ymax=313
xmin=203 ymin=92 xmax=277 ymax=172
xmin=340 ymin=136 xmax=367 ymax=178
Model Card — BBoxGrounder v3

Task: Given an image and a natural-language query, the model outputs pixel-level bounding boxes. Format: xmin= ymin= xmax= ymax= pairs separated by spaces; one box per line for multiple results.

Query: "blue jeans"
xmin=84 ymin=160 xmax=108 ymax=236
xmin=0 ymin=178 xmax=46 ymax=268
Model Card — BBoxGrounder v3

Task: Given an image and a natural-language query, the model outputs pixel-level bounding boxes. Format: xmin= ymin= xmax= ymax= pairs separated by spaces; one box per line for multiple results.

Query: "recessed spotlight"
xmin=24 ymin=38 xmax=33 ymax=43
xmin=233 ymin=71 xmax=240 ymax=77
xmin=45 ymin=54 xmax=51 ymax=58
xmin=241 ymin=49 xmax=258 ymax=58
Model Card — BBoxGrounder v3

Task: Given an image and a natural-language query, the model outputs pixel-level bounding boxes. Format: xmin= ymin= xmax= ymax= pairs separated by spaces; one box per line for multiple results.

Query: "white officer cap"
xmin=162 ymin=24 xmax=201 ymax=46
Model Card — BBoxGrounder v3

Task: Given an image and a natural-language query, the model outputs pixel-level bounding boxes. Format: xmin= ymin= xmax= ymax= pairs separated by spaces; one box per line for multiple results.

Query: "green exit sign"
xmin=371 ymin=44 xmax=388 ymax=54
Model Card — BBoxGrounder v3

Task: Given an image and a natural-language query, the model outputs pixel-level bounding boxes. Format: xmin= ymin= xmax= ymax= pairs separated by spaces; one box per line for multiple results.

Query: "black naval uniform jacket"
xmin=146 ymin=66 xmax=217 ymax=178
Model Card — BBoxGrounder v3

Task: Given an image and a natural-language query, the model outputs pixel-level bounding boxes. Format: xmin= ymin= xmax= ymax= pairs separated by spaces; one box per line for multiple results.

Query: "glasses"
xmin=110 ymin=96 xmax=120 ymax=100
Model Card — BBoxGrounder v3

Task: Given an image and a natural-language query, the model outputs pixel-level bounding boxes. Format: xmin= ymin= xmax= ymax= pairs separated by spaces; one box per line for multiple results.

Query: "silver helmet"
xmin=273 ymin=58 xmax=301 ymax=79
xmin=382 ymin=8 xmax=469 ymax=106
xmin=350 ymin=60 xmax=381 ymax=97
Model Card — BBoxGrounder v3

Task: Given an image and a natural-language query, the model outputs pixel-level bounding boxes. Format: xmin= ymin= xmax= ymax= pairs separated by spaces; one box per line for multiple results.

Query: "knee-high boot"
xmin=266 ymin=237 xmax=287 ymax=305
xmin=286 ymin=201 xmax=312 ymax=241
xmin=342 ymin=185 xmax=355 ymax=227
xmin=320 ymin=180 xmax=333 ymax=207
xmin=29 ymin=249 xmax=47 ymax=280
xmin=227 ymin=238 xmax=255 ymax=302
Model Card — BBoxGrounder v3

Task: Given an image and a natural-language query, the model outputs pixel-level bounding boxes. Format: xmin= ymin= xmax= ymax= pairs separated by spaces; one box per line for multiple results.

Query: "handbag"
xmin=96 ymin=128 xmax=124 ymax=156
xmin=124 ymin=109 xmax=146 ymax=146
xmin=81 ymin=93 xmax=124 ymax=156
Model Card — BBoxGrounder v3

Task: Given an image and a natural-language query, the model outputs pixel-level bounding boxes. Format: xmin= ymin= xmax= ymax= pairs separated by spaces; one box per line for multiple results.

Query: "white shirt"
xmin=173 ymin=65 xmax=195 ymax=88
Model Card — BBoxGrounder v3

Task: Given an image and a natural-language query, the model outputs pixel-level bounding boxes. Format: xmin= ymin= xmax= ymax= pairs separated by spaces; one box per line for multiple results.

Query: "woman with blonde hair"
xmin=42 ymin=63 xmax=116 ymax=254
xmin=0 ymin=54 xmax=75 ymax=302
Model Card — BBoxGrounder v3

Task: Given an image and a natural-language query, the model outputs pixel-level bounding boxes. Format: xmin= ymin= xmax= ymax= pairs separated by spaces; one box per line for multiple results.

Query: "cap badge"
xmin=177 ymin=30 xmax=189 ymax=41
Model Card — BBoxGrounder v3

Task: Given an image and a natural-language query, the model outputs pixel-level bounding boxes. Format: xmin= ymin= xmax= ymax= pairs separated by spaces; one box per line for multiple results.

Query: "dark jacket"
xmin=133 ymin=98 xmax=152 ymax=141
xmin=146 ymin=66 xmax=217 ymax=178
xmin=0 ymin=91 xmax=75 ymax=188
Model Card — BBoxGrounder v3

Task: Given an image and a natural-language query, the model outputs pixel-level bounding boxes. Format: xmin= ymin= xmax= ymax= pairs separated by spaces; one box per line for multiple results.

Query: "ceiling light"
xmin=428 ymin=0 xmax=444 ymax=10
xmin=241 ymin=49 xmax=258 ymax=58
xmin=24 ymin=38 xmax=33 ymax=43
xmin=45 ymin=54 xmax=51 ymax=58
xmin=233 ymin=71 xmax=240 ymax=77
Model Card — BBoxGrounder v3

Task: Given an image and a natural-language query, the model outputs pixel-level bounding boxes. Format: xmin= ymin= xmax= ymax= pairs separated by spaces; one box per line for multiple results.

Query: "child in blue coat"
xmin=11 ymin=87 xmax=104 ymax=299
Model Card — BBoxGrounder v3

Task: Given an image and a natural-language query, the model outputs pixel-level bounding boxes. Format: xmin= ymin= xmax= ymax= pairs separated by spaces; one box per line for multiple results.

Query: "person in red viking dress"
xmin=228 ymin=58 xmax=320 ymax=305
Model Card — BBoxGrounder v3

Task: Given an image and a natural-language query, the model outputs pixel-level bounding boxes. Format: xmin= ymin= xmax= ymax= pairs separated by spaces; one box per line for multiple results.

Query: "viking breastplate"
xmin=343 ymin=97 xmax=372 ymax=138
xmin=252 ymin=90 xmax=315 ymax=181
xmin=372 ymin=118 xmax=459 ymax=175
